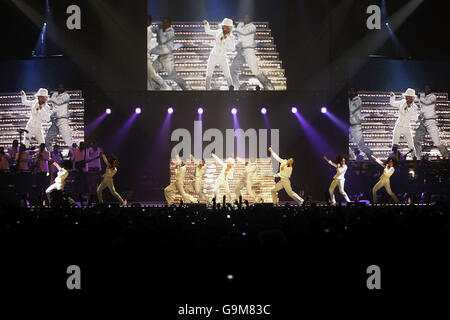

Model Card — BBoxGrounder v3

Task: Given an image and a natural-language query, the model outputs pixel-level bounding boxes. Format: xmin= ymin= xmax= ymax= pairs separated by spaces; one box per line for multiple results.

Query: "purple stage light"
xmin=106 ymin=108 xmax=111 ymax=114
xmin=135 ymin=107 xmax=141 ymax=114
xmin=167 ymin=107 xmax=174 ymax=114
xmin=231 ymin=107 xmax=237 ymax=115
xmin=197 ymin=107 xmax=204 ymax=114
xmin=261 ymin=107 xmax=267 ymax=114
xmin=321 ymin=107 xmax=327 ymax=114
xmin=291 ymin=107 xmax=298 ymax=114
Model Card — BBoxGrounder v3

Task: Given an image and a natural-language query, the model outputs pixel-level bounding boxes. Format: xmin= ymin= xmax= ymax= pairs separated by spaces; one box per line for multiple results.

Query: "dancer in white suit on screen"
xmin=20 ymin=88 xmax=51 ymax=148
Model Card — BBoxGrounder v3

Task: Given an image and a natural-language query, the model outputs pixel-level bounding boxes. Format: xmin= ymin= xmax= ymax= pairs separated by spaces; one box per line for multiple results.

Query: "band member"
xmin=211 ymin=152 xmax=234 ymax=202
xmin=150 ymin=17 xmax=191 ymax=90
xmin=268 ymin=147 xmax=304 ymax=205
xmin=50 ymin=144 xmax=63 ymax=183
xmin=0 ymin=147 xmax=11 ymax=172
xmin=73 ymin=141 xmax=89 ymax=195
xmin=164 ymin=150 xmax=197 ymax=205
xmin=45 ymin=83 xmax=73 ymax=150
xmin=371 ymin=155 xmax=399 ymax=204
xmin=20 ymin=88 xmax=51 ymax=148
xmin=234 ymin=156 xmax=262 ymax=203
xmin=15 ymin=143 xmax=30 ymax=172
xmin=34 ymin=143 xmax=50 ymax=194
xmin=147 ymin=15 xmax=171 ymax=90
xmin=348 ymin=87 xmax=373 ymax=160
xmin=390 ymin=88 xmax=419 ymax=158
xmin=230 ymin=14 xmax=274 ymax=90
xmin=323 ymin=155 xmax=351 ymax=205
xmin=45 ymin=159 xmax=73 ymax=203
xmin=8 ymin=140 xmax=19 ymax=160
xmin=97 ymin=149 xmax=126 ymax=205
xmin=203 ymin=18 xmax=236 ymax=90
xmin=414 ymin=84 xmax=449 ymax=159
xmin=190 ymin=154 xmax=209 ymax=204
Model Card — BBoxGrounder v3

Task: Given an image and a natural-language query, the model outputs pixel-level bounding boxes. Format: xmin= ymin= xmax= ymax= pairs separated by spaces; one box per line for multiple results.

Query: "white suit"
xmin=45 ymin=91 xmax=73 ymax=150
xmin=190 ymin=155 xmax=209 ymax=204
xmin=164 ymin=154 xmax=197 ymax=205
xmin=372 ymin=158 xmax=399 ymax=203
xmin=211 ymin=153 xmax=234 ymax=202
xmin=270 ymin=151 xmax=304 ymax=205
xmin=45 ymin=162 xmax=69 ymax=196
xmin=97 ymin=153 xmax=125 ymax=205
xmin=390 ymin=95 xmax=419 ymax=157
xmin=150 ymin=26 xmax=191 ymax=90
xmin=147 ymin=26 xmax=170 ymax=90
xmin=20 ymin=93 xmax=50 ymax=147
xmin=327 ymin=160 xmax=350 ymax=204
xmin=414 ymin=93 xmax=448 ymax=159
xmin=230 ymin=22 xmax=274 ymax=90
xmin=204 ymin=22 xmax=236 ymax=90
xmin=234 ymin=157 xmax=261 ymax=202
xmin=348 ymin=95 xmax=373 ymax=159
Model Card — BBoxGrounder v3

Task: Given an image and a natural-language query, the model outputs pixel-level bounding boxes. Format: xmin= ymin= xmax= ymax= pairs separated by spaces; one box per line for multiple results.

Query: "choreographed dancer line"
xmin=190 ymin=154 xmax=210 ymax=204
xmin=211 ymin=153 xmax=235 ymax=202
xmin=164 ymin=149 xmax=197 ymax=205
xmin=20 ymin=88 xmax=51 ymax=148
xmin=323 ymin=155 xmax=351 ymax=205
xmin=234 ymin=156 xmax=262 ymax=203
xmin=371 ymin=155 xmax=399 ymax=204
xmin=97 ymin=149 xmax=127 ymax=205
xmin=268 ymin=147 xmax=304 ymax=206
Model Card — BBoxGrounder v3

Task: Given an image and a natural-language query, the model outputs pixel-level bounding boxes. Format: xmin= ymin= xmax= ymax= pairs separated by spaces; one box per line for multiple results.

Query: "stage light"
xmin=168 ymin=107 xmax=174 ymax=114
xmin=197 ymin=107 xmax=203 ymax=114
xmin=261 ymin=107 xmax=267 ymax=114
xmin=231 ymin=107 xmax=237 ymax=115
xmin=321 ymin=107 xmax=328 ymax=114
xmin=291 ymin=107 xmax=298 ymax=114
xmin=135 ymin=107 xmax=141 ymax=114
xmin=386 ymin=22 xmax=389 ymax=26
xmin=106 ymin=108 xmax=111 ymax=114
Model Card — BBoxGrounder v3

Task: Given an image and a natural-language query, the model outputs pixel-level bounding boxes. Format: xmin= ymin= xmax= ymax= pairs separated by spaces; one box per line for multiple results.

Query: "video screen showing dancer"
xmin=146 ymin=13 xmax=286 ymax=91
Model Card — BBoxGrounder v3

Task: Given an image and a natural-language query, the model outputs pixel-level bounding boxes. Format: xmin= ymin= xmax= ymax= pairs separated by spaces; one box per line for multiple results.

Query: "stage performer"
xmin=45 ymin=159 xmax=73 ymax=203
xmin=202 ymin=18 xmax=236 ymax=90
xmin=268 ymin=147 xmax=304 ymax=206
xmin=19 ymin=88 xmax=51 ymax=148
xmin=230 ymin=14 xmax=274 ymax=90
xmin=234 ymin=156 xmax=262 ymax=203
xmin=348 ymin=87 xmax=373 ymax=160
xmin=190 ymin=154 xmax=210 ymax=204
xmin=371 ymin=155 xmax=399 ymax=204
xmin=389 ymin=88 xmax=419 ymax=158
xmin=147 ymin=15 xmax=170 ymax=90
xmin=97 ymin=149 xmax=127 ymax=205
xmin=211 ymin=153 xmax=235 ymax=202
xmin=414 ymin=84 xmax=449 ymax=159
xmin=323 ymin=154 xmax=351 ymax=205
xmin=164 ymin=149 xmax=197 ymax=205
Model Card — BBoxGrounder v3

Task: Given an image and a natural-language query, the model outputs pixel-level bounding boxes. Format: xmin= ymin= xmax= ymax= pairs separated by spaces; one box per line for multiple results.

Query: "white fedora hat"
xmin=34 ymin=88 xmax=49 ymax=97
xmin=402 ymin=88 xmax=416 ymax=98
xmin=219 ymin=18 xmax=234 ymax=28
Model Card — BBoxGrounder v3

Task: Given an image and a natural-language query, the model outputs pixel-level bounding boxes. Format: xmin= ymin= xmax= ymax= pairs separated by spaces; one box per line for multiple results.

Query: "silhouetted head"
xmin=348 ymin=87 xmax=357 ymax=99
xmin=62 ymin=160 xmax=73 ymax=170
xmin=243 ymin=14 xmax=251 ymax=24
xmin=57 ymin=83 xmax=65 ymax=94
xmin=39 ymin=143 xmax=46 ymax=152
xmin=12 ymin=140 xmax=18 ymax=147
xmin=424 ymin=84 xmax=431 ymax=95
xmin=162 ymin=17 xmax=171 ymax=30
xmin=287 ymin=158 xmax=294 ymax=166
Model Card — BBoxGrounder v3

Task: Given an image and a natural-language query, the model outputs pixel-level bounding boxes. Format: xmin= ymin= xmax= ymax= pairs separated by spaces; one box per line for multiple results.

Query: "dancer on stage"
xmin=147 ymin=15 xmax=170 ymax=90
xmin=164 ymin=149 xmax=197 ymax=205
xmin=45 ymin=158 xmax=73 ymax=203
xmin=268 ymin=147 xmax=304 ymax=206
xmin=19 ymin=88 xmax=51 ymax=148
xmin=234 ymin=156 xmax=262 ymax=203
xmin=45 ymin=83 xmax=73 ymax=151
xmin=371 ymin=155 xmax=399 ymax=204
xmin=211 ymin=152 xmax=235 ymax=202
xmin=230 ymin=14 xmax=274 ymax=90
xmin=97 ymin=149 xmax=127 ymax=205
xmin=348 ymin=87 xmax=373 ymax=160
xmin=202 ymin=18 xmax=236 ymax=90
xmin=414 ymin=84 xmax=449 ymax=159
xmin=190 ymin=154 xmax=209 ymax=204
xmin=389 ymin=88 xmax=419 ymax=158
xmin=323 ymin=154 xmax=351 ymax=205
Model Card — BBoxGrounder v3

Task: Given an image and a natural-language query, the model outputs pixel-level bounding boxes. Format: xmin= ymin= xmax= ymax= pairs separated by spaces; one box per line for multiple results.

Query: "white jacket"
xmin=375 ymin=158 xmax=395 ymax=181
xmin=49 ymin=91 xmax=70 ymax=119
xmin=328 ymin=160 xmax=347 ymax=180
xmin=390 ymin=96 xmax=418 ymax=127
xmin=211 ymin=153 xmax=234 ymax=180
xmin=349 ymin=96 xmax=363 ymax=125
xmin=271 ymin=151 xmax=292 ymax=179
xmin=418 ymin=93 xmax=437 ymax=120
xmin=235 ymin=22 xmax=256 ymax=49
xmin=204 ymin=22 xmax=236 ymax=56
xmin=21 ymin=95 xmax=50 ymax=127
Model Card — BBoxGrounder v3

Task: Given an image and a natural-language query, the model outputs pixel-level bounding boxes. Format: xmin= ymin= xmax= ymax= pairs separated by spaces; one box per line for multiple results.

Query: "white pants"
xmin=153 ymin=54 xmax=191 ymax=90
xmin=97 ymin=178 xmax=125 ymax=205
xmin=206 ymin=54 xmax=233 ymax=90
xmin=213 ymin=176 xmax=232 ymax=202
xmin=193 ymin=179 xmax=209 ymax=204
xmin=45 ymin=117 xmax=72 ymax=150
xmin=235 ymin=177 xmax=261 ymax=202
xmin=271 ymin=177 xmax=304 ymax=205
xmin=349 ymin=124 xmax=373 ymax=159
xmin=329 ymin=179 xmax=350 ymax=204
xmin=23 ymin=124 xmax=44 ymax=147
xmin=164 ymin=181 xmax=197 ymax=205
xmin=147 ymin=56 xmax=170 ymax=90
xmin=372 ymin=179 xmax=399 ymax=203
xmin=414 ymin=119 xmax=448 ymax=159
xmin=230 ymin=48 xmax=260 ymax=87
xmin=392 ymin=125 xmax=415 ymax=157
